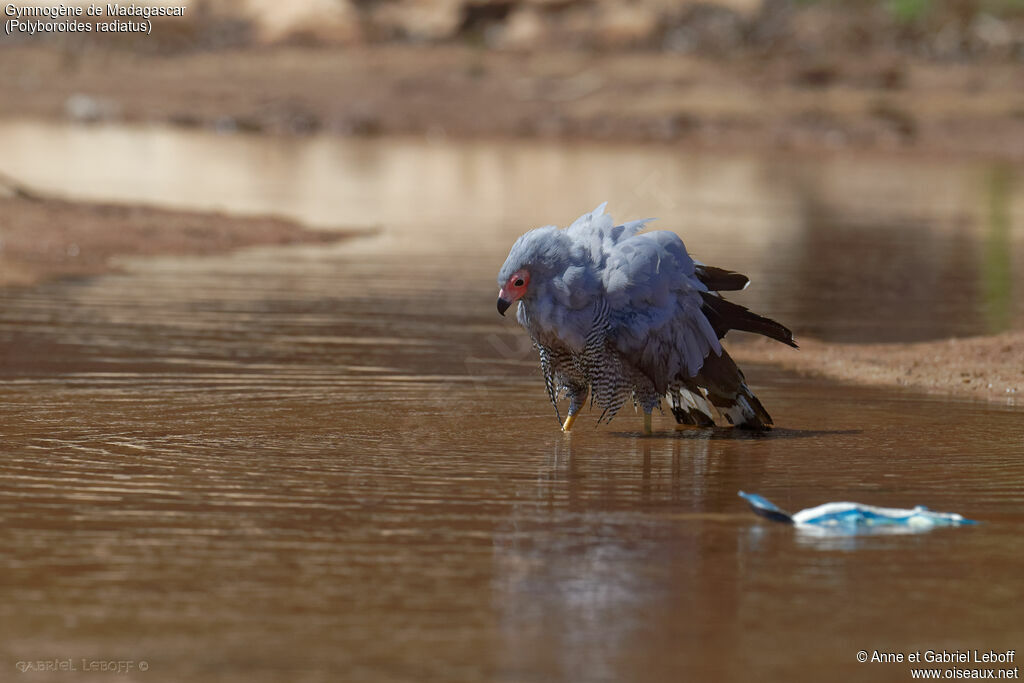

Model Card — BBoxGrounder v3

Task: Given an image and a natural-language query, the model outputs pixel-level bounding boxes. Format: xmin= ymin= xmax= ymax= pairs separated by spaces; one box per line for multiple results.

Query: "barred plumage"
xmin=583 ymin=298 xmax=631 ymax=423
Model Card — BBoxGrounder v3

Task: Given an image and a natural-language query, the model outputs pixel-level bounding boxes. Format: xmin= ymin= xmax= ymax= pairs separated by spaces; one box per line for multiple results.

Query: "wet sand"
xmin=0 ymin=192 xmax=356 ymax=288
xmin=732 ymin=334 xmax=1024 ymax=405
xmin=2 ymin=44 xmax=1024 ymax=159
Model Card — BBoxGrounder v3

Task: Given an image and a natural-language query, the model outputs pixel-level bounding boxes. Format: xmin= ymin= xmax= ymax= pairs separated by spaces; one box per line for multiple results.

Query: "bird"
xmin=496 ymin=203 xmax=797 ymax=433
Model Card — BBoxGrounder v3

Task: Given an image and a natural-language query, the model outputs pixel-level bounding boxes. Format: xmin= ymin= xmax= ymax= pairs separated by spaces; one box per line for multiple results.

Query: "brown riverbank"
xmin=732 ymin=334 xmax=1024 ymax=405
xmin=0 ymin=190 xmax=354 ymax=289
xmin=1 ymin=43 xmax=1024 ymax=160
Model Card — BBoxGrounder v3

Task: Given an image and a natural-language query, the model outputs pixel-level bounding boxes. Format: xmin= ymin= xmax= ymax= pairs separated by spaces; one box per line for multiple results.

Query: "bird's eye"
xmin=514 ymin=278 xmax=524 ymax=287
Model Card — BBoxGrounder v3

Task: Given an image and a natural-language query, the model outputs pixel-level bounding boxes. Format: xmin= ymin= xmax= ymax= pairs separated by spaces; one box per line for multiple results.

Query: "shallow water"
xmin=1 ymin=123 xmax=1023 ymax=682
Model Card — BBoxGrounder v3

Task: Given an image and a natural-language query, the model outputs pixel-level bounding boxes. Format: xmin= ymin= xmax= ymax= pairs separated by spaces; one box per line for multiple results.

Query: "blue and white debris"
xmin=738 ymin=491 xmax=977 ymax=535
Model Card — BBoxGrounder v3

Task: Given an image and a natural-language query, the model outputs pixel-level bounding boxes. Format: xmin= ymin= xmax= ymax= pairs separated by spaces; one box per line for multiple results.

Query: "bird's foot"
xmin=562 ymin=412 xmax=579 ymax=433
xmin=642 ymin=412 xmax=652 ymax=435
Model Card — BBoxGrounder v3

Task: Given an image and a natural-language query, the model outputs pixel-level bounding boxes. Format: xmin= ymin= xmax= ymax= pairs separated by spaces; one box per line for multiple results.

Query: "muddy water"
xmin=1 ymin=123 xmax=1023 ymax=683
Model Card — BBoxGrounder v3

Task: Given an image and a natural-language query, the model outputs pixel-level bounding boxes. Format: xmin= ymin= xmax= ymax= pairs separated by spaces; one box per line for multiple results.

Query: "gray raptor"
xmin=496 ymin=204 xmax=797 ymax=433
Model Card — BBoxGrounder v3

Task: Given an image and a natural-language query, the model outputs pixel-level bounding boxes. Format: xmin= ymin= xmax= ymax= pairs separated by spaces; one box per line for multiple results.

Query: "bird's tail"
xmin=692 ymin=348 xmax=773 ymax=430
xmin=699 ymin=292 xmax=797 ymax=348
xmin=668 ymin=385 xmax=716 ymax=427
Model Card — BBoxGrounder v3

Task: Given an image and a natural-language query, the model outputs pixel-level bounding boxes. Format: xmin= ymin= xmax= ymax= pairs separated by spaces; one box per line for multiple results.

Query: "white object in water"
xmin=738 ymin=491 xmax=976 ymax=534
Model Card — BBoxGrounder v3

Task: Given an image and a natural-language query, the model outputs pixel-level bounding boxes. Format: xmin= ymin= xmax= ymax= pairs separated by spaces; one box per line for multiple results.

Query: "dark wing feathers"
xmin=699 ymin=291 xmax=798 ymax=349
xmin=694 ymin=348 xmax=775 ymax=428
xmin=694 ymin=265 xmax=749 ymax=292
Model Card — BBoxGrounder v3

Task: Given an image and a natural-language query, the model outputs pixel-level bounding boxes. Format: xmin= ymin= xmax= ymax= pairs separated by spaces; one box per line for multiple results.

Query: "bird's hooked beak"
xmin=497 ymin=271 xmax=528 ymax=317
xmin=496 ymin=288 xmax=512 ymax=317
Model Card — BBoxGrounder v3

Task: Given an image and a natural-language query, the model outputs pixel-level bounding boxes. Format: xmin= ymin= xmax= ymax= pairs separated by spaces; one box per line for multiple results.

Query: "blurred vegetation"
xmin=799 ymin=0 xmax=1024 ymax=20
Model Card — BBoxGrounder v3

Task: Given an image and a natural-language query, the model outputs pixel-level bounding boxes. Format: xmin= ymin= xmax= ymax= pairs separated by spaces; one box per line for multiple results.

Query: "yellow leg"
xmin=643 ymin=412 xmax=652 ymax=435
xmin=562 ymin=412 xmax=579 ymax=432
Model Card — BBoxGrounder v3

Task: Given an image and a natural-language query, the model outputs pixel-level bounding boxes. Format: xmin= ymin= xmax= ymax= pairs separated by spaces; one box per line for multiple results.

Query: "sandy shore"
xmin=2 ymin=44 xmax=1023 ymax=160
xmin=0 ymin=190 xmax=354 ymax=289
xmin=732 ymin=335 xmax=1023 ymax=405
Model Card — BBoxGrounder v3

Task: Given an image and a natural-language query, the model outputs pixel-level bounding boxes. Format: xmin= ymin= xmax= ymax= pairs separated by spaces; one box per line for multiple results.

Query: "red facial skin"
xmin=498 ymin=269 xmax=530 ymax=306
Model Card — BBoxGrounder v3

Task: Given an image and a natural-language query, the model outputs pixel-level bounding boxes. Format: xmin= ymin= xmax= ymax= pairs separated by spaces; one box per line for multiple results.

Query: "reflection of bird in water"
xmin=496 ymin=204 xmax=797 ymax=433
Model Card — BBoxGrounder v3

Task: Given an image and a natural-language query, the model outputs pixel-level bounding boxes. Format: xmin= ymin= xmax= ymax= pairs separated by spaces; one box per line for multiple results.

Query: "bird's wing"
xmin=693 ymin=264 xmax=749 ymax=291
xmin=601 ymin=230 xmax=722 ymax=390
xmin=565 ymin=203 xmax=654 ymax=268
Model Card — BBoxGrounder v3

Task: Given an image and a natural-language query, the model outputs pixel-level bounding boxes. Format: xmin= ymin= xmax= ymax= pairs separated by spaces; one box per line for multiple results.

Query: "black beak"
xmin=497 ymin=297 xmax=512 ymax=317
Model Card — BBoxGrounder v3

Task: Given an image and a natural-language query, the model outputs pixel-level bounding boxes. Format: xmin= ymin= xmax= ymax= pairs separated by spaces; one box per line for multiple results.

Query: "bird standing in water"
xmin=496 ymin=204 xmax=796 ymax=433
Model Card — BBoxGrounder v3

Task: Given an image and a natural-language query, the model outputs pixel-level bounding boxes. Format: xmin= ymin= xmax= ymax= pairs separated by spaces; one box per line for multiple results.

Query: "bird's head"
xmin=497 ymin=269 xmax=530 ymax=316
xmin=496 ymin=226 xmax=569 ymax=317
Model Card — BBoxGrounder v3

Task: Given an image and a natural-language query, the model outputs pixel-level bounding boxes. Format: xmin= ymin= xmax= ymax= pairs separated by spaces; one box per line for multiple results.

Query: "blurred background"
xmin=2 ymin=0 xmax=1024 ymax=150
xmin=2 ymin=0 xmax=1024 ymax=331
